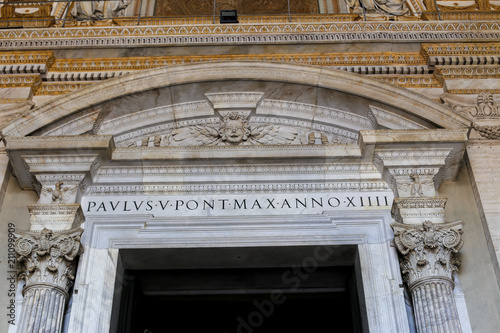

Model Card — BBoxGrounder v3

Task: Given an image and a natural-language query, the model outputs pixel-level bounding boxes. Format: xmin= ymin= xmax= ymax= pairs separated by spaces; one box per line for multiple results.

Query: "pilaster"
xmin=5 ymin=135 xmax=113 ymax=333
xmin=362 ymin=129 xmax=468 ymax=333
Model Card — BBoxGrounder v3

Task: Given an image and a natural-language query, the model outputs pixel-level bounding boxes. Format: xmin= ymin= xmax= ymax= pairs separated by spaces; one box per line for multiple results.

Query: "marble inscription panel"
xmin=83 ymin=192 xmax=393 ymax=217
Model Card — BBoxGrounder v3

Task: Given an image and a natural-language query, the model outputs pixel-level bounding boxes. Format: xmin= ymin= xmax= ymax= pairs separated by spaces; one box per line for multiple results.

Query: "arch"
xmin=1 ymin=61 xmax=470 ymax=137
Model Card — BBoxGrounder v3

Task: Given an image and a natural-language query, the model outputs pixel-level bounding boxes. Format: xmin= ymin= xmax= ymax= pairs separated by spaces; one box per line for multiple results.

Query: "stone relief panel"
xmin=105 ymin=92 xmax=371 ymax=148
xmin=124 ymin=110 xmax=358 ymax=147
xmin=442 ymin=92 xmax=500 ymax=121
xmin=442 ymin=92 xmax=500 ymax=139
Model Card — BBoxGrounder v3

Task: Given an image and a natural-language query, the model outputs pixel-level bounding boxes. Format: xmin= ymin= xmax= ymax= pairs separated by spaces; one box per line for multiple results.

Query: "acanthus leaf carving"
xmin=14 ymin=228 xmax=84 ymax=292
xmin=391 ymin=220 xmax=463 ymax=287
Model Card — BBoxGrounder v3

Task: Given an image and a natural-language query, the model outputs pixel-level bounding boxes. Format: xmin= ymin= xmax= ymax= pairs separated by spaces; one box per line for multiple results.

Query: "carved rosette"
xmin=15 ymin=227 xmax=84 ymax=294
xmin=391 ymin=220 xmax=463 ymax=288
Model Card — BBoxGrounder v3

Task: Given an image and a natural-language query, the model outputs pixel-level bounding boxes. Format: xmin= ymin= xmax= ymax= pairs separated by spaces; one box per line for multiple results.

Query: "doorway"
xmin=115 ymin=246 xmax=364 ymax=333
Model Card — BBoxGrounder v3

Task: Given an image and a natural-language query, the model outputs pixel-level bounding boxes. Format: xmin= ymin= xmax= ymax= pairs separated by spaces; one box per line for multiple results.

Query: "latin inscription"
xmin=83 ymin=192 xmax=393 ymax=217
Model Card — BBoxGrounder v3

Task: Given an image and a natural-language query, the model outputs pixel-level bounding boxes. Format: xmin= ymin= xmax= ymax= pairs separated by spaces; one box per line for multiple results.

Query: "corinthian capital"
xmin=14 ymin=228 xmax=83 ymax=293
xmin=391 ymin=220 xmax=463 ymax=288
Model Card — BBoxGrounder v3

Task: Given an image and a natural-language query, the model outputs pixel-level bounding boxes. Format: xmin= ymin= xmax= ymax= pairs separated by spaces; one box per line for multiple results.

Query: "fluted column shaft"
xmin=410 ymin=278 xmax=462 ymax=333
xmin=392 ymin=220 xmax=464 ymax=333
xmin=18 ymin=284 xmax=68 ymax=333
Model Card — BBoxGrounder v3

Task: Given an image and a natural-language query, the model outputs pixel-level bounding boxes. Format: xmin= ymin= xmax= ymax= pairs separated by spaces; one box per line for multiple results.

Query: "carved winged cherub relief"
xmin=169 ymin=112 xmax=301 ymax=146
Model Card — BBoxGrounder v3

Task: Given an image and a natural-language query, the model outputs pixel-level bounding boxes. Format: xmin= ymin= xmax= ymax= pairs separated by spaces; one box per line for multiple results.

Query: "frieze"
xmin=422 ymin=42 xmax=500 ymax=59
xmin=436 ymin=65 xmax=500 ymax=79
xmin=112 ymin=143 xmax=363 ymax=161
xmin=86 ymin=181 xmax=391 ymax=196
xmin=0 ymin=74 xmax=42 ymax=92
xmin=2 ymin=22 xmax=500 ymax=50
xmin=371 ymin=75 xmax=442 ymax=88
xmin=122 ymin=110 xmax=362 ymax=148
xmin=39 ymin=82 xmax=94 ymax=96
xmin=95 ymin=163 xmax=381 ymax=177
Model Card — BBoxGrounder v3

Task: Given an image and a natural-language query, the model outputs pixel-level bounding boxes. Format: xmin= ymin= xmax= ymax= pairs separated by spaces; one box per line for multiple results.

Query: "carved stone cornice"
xmin=28 ymin=204 xmax=84 ymax=232
xmin=14 ymin=227 xmax=84 ymax=293
xmin=392 ymin=197 xmax=447 ymax=224
xmin=391 ymin=220 xmax=464 ymax=289
xmin=5 ymin=135 xmax=112 ymax=191
xmin=422 ymin=42 xmax=500 ymax=66
xmin=373 ymin=148 xmax=453 ymax=198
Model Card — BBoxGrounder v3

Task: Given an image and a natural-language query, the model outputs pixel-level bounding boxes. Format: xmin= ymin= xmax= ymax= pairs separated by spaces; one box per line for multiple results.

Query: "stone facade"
xmin=1 ymin=2 xmax=500 ymax=333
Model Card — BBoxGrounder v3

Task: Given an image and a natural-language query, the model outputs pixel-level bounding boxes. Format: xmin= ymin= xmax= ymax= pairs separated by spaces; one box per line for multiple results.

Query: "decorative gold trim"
xmin=0 ymin=51 xmax=55 ymax=66
xmin=0 ymin=75 xmax=41 ymax=92
xmin=447 ymin=89 xmax=500 ymax=94
xmin=39 ymin=82 xmax=96 ymax=95
xmin=0 ymin=97 xmax=28 ymax=104
xmin=435 ymin=65 xmax=500 ymax=79
xmin=422 ymin=10 xmax=500 ymax=20
xmin=422 ymin=42 xmax=500 ymax=57
xmin=51 ymin=52 xmax=426 ymax=72
xmin=371 ymin=75 xmax=442 ymax=88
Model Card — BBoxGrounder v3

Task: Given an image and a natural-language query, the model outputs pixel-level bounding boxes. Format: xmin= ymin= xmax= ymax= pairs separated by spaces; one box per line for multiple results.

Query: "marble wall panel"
xmin=440 ymin=160 xmax=500 ymax=333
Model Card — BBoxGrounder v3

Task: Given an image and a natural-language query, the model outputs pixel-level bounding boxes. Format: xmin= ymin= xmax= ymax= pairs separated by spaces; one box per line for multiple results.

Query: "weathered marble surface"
xmin=1 ymin=62 xmax=469 ymax=138
xmin=466 ymin=140 xmax=500 ymax=283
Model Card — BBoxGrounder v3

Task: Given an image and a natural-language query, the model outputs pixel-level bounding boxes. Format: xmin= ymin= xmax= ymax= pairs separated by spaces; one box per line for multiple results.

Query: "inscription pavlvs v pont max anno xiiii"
xmin=83 ymin=192 xmax=393 ymax=217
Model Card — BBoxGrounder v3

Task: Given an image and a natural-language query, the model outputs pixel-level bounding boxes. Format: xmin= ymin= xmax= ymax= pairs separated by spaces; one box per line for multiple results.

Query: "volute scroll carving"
xmin=392 ymin=220 xmax=463 ymax=288
xmin=15 ymin=228 xmax=84 ymax=293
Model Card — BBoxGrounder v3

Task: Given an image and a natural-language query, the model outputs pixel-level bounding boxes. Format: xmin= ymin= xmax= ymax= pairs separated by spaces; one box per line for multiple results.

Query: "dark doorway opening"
xmin=115 ymin=246 xmax=364 ymax=333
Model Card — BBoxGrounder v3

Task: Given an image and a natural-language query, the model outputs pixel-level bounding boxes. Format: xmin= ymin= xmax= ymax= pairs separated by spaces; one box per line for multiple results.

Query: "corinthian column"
xmin=370 ymin=135 xmax=468 ymax=333
xmin=15 ymin=227 xmax=83 ymax=333
xmin=392 ymin=220 xmax=464 ymax=333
